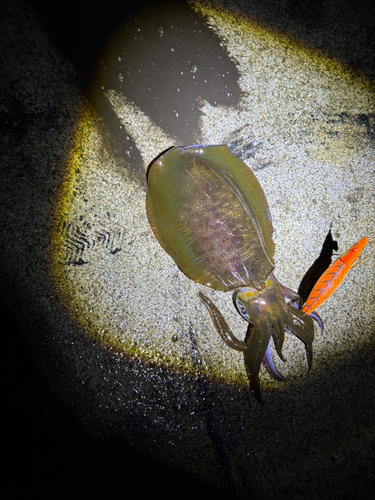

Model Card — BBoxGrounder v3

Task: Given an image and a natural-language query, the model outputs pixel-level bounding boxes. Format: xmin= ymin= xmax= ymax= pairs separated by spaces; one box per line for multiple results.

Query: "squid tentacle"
xmin=308 ymin=311 xmax=324 ymax=333
xmin=287 ymin=306 xmax=314 ymax=370
xmin=272 ymin=273 xmax=323 ymax=332
xmin=270 ymin=319 xmax=286 ymax=362
xmin=201 ymin=280 xmax=316 ymax=405
xmin=270 ymin=273 xmax=303 ymax=309
xmin=243 ymin=319 xmax=271 ymax=405
xmin=199 ymin=292 xmax=247 ymax=351
xmin=263 ymin=340 xmax=285 ymax=381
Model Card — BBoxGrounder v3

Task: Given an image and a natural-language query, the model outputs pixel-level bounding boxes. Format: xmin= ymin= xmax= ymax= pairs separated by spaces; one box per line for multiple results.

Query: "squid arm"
xmin=199 ymin=291 xmax=286 ymax=405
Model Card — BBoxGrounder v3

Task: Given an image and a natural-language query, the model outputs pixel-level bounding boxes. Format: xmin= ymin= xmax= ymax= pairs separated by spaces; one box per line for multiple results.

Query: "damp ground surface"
xmin=1 ymin=0 xmax=375 ymax=499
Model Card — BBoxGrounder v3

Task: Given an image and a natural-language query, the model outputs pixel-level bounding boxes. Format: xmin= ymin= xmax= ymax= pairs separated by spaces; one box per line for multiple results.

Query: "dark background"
xmin=1 ymin=303 xmax=225 ymax=500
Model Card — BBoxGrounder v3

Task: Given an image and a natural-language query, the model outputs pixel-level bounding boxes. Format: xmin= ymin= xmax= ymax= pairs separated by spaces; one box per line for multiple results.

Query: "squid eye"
xmin=236 ymin=299 xmax=249 ymax=320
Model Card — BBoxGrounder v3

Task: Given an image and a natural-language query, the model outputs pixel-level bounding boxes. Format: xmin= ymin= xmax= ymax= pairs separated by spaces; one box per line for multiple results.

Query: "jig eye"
xmin=236 ymin=299 xmax=249 ymax=320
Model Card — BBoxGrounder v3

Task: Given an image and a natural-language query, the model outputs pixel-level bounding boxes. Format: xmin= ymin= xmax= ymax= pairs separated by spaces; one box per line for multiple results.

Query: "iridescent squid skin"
xmin=146 ymin=145 xmax=322 ymax=403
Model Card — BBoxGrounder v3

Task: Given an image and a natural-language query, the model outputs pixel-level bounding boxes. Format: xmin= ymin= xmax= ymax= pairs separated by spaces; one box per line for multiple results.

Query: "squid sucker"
xmin=146 ymin=144 xmax=366 ymax=404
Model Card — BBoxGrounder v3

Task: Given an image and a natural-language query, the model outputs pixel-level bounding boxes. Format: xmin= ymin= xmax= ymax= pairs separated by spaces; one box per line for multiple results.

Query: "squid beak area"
xmin=243 ymin=321 xmax=271 ymax=406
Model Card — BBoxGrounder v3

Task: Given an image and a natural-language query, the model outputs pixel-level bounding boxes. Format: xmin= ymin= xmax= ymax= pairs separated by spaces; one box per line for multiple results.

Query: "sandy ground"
xmin=1 ymin=0 xmax=374 ymax=498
